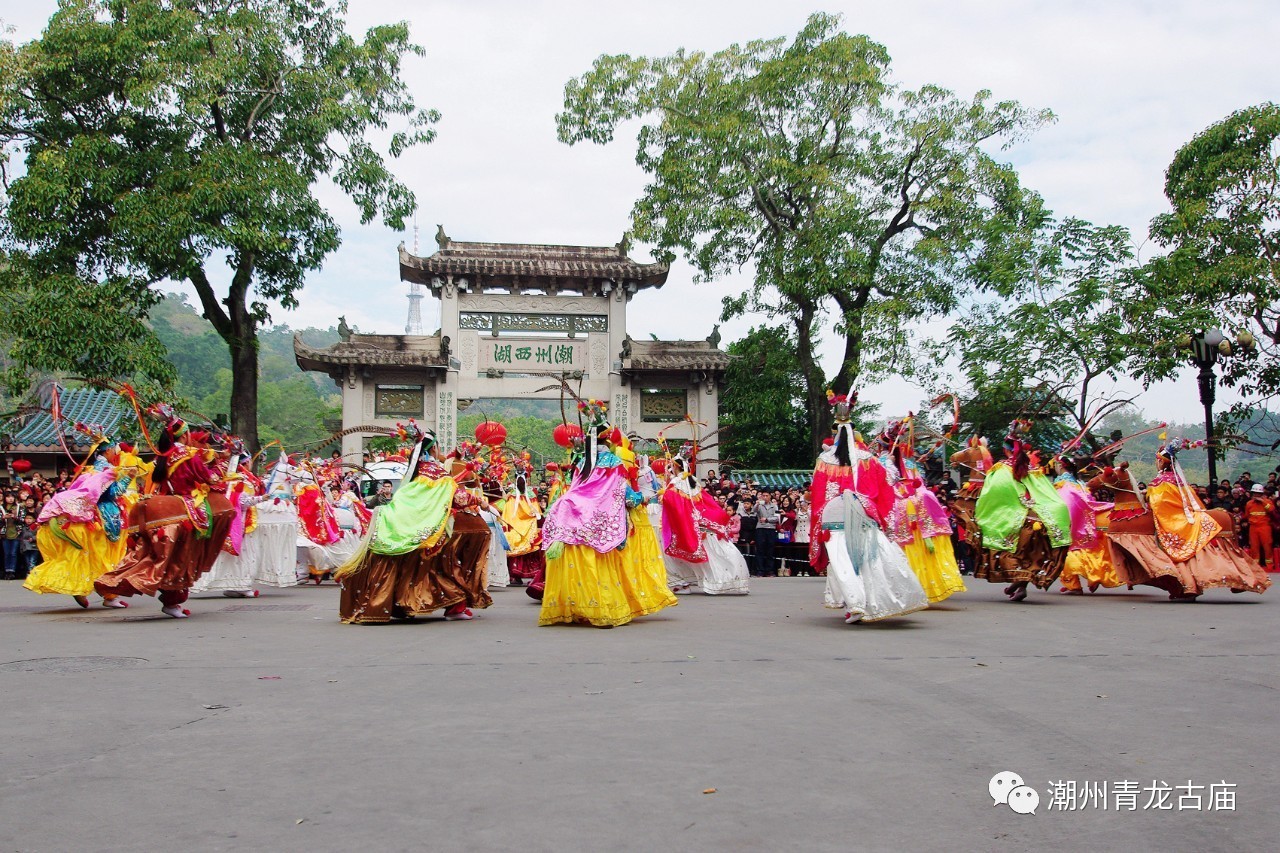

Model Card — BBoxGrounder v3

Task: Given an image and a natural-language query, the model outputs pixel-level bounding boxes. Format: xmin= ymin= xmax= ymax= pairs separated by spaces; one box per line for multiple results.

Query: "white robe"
xmin=479 ymin=506 xmax=510 ymax=589
xmin=193 ymin=498 xmax=299 ymax=593
xmin=822 ymin=490 xmax=927 ymax=622
xmin=297 ymin=506 xmax=364 ymax=578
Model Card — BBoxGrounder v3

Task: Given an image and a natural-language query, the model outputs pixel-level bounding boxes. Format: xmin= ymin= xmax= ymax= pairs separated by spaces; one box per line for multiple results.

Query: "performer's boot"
xmin=223 ymin=589 xmax=259 ymax=598
xmin=444 ymin=603 xmax=474 ymax=621
xmin=160 ymin=589 xmax=191 ymax=618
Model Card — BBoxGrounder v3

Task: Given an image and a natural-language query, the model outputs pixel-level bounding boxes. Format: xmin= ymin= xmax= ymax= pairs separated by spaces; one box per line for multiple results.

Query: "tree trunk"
xmin=228 ymin=310 xmax=260 ymax=454
xmin=793 ymin=301 xmax=829 ymax=458
xmin=190 ymin=259 xmax=262 ymax=455
xmin=829 ymin=288 xmax=869 ymax=399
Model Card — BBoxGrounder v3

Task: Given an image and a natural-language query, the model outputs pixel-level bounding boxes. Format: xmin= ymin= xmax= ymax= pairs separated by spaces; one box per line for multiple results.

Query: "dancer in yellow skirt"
xmin=613 ymin=435 xmax=678 ymax=617
xmin=24 ymin=440 xmax=147 ymax=609
xmin=1054 ymin=457 xmax=1122 ymax=594
xmin=876 ymin=422 xmax=966 ymax=603
xmin=539 ymin=402 xmax=676 ymax=627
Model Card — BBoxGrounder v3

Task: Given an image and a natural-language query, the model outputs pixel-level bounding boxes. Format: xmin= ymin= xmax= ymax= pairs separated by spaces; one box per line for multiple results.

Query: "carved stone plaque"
xmin=476 ymin=337 xmax=584 ymax=371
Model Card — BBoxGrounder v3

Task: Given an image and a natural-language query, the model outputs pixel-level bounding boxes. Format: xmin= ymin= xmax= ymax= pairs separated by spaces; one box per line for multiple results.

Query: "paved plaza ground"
xmin=1 ymin=576 xmax=1276 ymax=852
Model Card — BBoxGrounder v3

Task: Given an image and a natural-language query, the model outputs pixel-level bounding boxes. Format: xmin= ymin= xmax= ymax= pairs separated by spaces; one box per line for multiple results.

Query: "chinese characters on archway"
xmin=492 ymin=342 xmax=575 ymax=365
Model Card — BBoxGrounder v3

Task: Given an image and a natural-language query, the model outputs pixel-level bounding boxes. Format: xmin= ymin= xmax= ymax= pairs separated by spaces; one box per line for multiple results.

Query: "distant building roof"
xmin=723 ymin=470 xmax=813 ymax=489
xmin=293 ymin=333 xmax=449 ymax=376
xmin=399 ymin=234 xmax=669 ymax=295
xmin=4 ymin=387 xmax=128 ymax=452
xmin=626 ymin=339 xmax=732 ymax=374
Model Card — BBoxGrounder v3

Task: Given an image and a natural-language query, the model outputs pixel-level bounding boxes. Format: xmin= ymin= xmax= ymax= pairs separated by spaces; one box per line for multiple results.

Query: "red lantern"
xmin=650 ymin=458 xmax=666 ymax=476
xmin=552 ymin=423 xmax=583 ymax=448
xmin=474 ymin=420 xmax=507 ymax=447
xmin=545 ymin=462 xmax=560 ymax=473
xmin=10 ymin=459 xmax=32 ymax=474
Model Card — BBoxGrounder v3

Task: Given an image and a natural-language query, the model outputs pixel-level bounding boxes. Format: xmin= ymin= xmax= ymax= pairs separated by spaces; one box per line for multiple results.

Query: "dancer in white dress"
xmin=810 ymin=392 xmax=928 ymax=623
xmin=192 ymin=456 xmax=302 ymax=596
xmin=478 ymin=500 xmax=510 ymax=589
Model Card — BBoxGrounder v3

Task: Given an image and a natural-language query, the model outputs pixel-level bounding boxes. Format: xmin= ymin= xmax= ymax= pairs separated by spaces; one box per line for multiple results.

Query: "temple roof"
xmin=625 ymin=339 xmax=733 ymax=373
xmin=399 ymin=234 xmax=669 ymax=294
xmin=293 ymin=333 xmax=448 ymax=374
xmin=3 ymin=387 xmax=127 ymax=452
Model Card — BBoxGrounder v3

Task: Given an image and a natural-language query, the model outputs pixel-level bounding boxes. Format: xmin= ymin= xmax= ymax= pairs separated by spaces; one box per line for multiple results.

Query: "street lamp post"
xmin=1182 ymin=329 xmax=1256 ymax=488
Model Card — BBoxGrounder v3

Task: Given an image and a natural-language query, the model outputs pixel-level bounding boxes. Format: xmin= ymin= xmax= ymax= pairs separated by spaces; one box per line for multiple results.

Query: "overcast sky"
xmin=6 ymin=1 xmax=1278 ymax=423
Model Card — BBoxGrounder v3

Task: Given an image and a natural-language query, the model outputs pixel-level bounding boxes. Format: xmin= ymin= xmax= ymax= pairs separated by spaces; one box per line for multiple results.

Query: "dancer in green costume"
xmin=973 ymin=420 xmax=1072 ymax=601
xmin=337 ymin=426 xmax=491 ymax=623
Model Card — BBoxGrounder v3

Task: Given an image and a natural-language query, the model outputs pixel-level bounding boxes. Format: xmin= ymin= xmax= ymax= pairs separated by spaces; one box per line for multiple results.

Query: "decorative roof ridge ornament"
xmin=435 ymin=224 xmax=451 ymax=251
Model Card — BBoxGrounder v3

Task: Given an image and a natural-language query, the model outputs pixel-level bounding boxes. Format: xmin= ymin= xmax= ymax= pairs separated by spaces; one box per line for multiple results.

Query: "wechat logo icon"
xmin=990 ymin=771 xmax=1039 ymax=815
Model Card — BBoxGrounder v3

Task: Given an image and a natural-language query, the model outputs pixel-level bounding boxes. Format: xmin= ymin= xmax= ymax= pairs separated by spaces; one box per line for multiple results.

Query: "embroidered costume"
xmin=811 ymin=395 xmax=928 ymax=622
xmin=337 ymin=429 xmax=492 ymax=624
xmin=539 ymin=402 xmax=678 ymax=627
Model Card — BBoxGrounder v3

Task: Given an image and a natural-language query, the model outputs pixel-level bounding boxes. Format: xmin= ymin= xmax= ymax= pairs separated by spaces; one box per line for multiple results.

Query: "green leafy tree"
xmin=1144 ymin=103 xmax=1280 ymax=406
xmin=957 ymin=373 xmax=1075 ymax=453
xmin=556 ymin=12 xmax=1051 ymax=454
xmin=720 ymin=326 xmax=811 ymax=469
xmin=950 ymin=217 xmax=1164 ymax=448
xmin=0 ymin=0 xmax=435 ymax=450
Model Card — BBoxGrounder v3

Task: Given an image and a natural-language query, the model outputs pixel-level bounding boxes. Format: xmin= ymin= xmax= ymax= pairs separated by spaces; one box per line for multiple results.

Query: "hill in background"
xmin=149 ymin=293 xmax=342 ymax=448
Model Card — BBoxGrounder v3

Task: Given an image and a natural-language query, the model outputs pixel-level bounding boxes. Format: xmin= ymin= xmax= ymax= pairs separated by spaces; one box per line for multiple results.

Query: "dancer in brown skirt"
xmin=95 ymin=412 xmax=235 ymax=618
xmin=337 ymin=428 xmax=491 ymax=623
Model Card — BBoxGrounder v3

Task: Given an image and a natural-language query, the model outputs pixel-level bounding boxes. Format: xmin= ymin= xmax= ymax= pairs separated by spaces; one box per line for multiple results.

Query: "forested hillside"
xmin=149 ymin=294 xmax=342 ymax=448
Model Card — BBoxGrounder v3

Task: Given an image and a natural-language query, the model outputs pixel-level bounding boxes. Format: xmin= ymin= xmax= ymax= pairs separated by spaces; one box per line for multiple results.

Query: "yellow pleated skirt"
xmin=25 ymin=522 xmax=126 ymax=597
xmin=1060 ymin=540 xmax=1122 ymax=591
xmin=539 ymin=544 xmax=634 ymax=627
xmin=902 ymin=533 xmax=967 ymax=603
xmin=616 ymin=507 xmax=678 ymax=617
xmin=539 ymin=508 xmax=678 ymax=627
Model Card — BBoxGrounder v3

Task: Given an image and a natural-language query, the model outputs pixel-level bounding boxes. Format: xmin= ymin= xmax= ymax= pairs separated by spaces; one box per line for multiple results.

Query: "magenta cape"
xmin=884 ymin=483 xmax=952 ymax=545
xmin=662 ymin=487 xmax=707 ymax=563
xmin=542 ymin=465 xmax=629 ymax=553
xmin=1055 ymin=477 xmax=1111 ymax=550
xmin=37 ymin=469 xmax=117 ymax=525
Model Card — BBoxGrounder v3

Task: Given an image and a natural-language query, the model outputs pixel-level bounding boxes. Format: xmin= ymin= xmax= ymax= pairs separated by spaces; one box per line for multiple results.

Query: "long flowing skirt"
xmin=25 ymin=523 xmax=126 ymax=597
xmin=508 ymin=550 xmax=545 ymax=580
xmin=339 ymin=513 xmax=492 ymax=624
xmin=824 ymin=504 xmax=928 ymax=622
xmin=95 ymin=495 xmax=235 ymax=599
xmin=614 ymin=507 xmax=678 ymax=617
xmin=698 ymin=535 xmax=751 ymax=594
xmin=192 ymin=509 xmax=299 ymax=592
xmin=300 ymin=531 xmax=363 ymax=580
xmin=901 ymin=533 xmax=966 ymax=603
xmin=252 ymin=509 xmax=302 ymax=587
xmin=1107 ymin=533 xmax=1270 ymax=596
xmin=539 ymin=544 xmax=636 ymax=627
xmin=485 ymin=532 xmax=510 ymax=589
